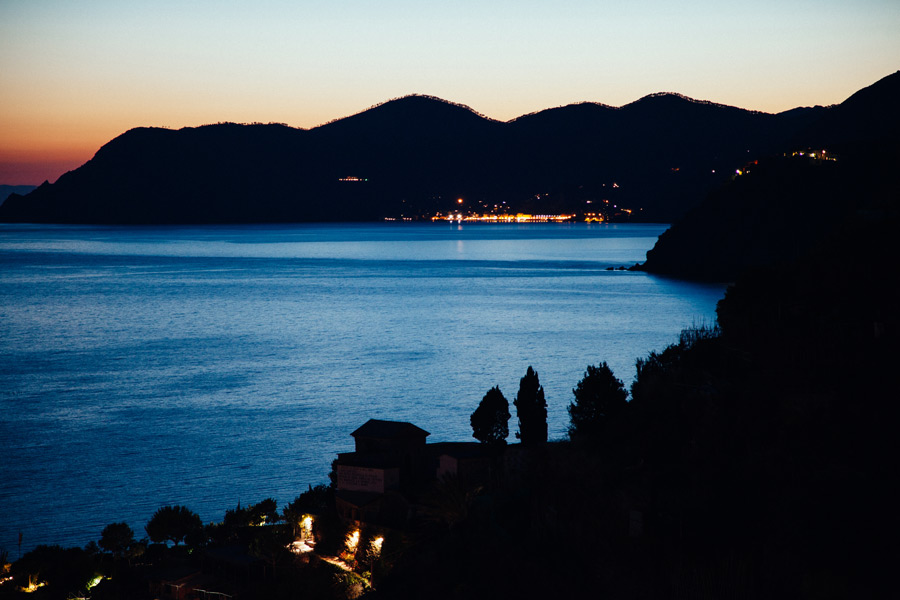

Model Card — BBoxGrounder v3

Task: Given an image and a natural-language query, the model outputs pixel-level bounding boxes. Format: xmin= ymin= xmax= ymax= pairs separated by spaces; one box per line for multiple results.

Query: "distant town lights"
xmin=433 ymin=213 xmax=576 ymax=223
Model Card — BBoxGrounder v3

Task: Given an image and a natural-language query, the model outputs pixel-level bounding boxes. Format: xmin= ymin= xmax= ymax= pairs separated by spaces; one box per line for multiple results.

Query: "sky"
xmin=1 ymin=0 xmax=898 ymax=184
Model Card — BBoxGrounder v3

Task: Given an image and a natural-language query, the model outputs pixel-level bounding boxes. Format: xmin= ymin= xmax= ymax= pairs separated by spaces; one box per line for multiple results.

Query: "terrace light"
xmin=346 ymin=530 xmax=360 ymax=552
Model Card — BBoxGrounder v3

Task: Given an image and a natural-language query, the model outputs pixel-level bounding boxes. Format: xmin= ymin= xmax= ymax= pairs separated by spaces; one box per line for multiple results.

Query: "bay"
xmin=0 ymin=222 xmax=725 ymax=554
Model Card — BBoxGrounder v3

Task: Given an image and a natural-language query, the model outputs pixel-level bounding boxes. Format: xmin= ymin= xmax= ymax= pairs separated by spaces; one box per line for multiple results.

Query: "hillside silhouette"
xmin=0 ymin=185 xmax=36 ymax=205
xmin=796 ymin=68 xmax=900 ymax=147
xmin=639 ymin=70 xmax=900 ymax=281
xmin=8 ymin=71 xmax=889 ymax=224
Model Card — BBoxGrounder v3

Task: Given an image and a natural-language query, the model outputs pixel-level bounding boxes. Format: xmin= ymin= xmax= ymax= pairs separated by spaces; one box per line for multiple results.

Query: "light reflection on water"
xmin=0 ymin=223 xmax=725 ymax=552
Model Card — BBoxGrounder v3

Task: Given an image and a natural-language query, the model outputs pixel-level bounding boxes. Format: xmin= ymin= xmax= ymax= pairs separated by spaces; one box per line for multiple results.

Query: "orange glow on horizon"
xmin=0 ymin=158 xmax=89 ymax=185
xmin=0 ymin=118 xmax=125 ymax=183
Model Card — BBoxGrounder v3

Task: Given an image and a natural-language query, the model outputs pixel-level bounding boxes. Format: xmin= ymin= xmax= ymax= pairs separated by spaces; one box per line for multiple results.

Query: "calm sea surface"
xmin=0 ymin=223 xmax=725 ymax=553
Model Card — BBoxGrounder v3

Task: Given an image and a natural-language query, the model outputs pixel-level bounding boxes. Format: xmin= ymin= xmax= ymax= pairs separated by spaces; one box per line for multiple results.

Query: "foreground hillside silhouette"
xmin=367 ymin=216 xmax=899 ymax=599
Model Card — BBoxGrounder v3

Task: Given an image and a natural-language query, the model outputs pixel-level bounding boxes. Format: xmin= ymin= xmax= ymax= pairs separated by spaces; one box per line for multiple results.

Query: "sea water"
xmin=0 ymin=222 xmax=725 ymax=553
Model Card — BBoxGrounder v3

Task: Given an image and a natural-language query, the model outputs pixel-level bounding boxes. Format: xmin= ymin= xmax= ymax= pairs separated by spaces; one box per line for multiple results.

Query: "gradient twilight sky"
xmin=2 ymin=0 xmax=898 ymax=184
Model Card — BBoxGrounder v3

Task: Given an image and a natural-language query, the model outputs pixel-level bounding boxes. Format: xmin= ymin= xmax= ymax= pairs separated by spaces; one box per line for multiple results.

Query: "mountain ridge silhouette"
xmin=2 ymin=72 xmax=897 ymax=224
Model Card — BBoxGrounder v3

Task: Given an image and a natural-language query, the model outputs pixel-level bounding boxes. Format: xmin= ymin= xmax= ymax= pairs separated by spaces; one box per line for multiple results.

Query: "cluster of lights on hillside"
xmin=733 ymin=149 xmax=836 ymax=178
xmin=789 ymin=149 xmax=836 ymax=161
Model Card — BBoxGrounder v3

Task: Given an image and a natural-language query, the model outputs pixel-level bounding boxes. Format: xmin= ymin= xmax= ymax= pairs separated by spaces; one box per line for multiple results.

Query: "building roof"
xmin=351 ymin=419 xmax=430 ymax=439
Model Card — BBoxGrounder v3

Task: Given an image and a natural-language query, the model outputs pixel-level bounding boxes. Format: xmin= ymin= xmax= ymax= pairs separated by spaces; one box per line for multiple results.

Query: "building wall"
xmin=437 ymin=454 xmax=494 ymax=487
xmin=336 ymin=464 xmax=400 ymax=493
xmin=437 ymin=455 xmax=459 ymax=480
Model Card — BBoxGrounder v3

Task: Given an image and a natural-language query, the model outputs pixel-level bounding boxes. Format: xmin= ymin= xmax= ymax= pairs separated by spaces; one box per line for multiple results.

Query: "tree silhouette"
xmin=284 ymin=484 xmax=333 ymax=538
xmin=99 ymin=522 xmax=134 ymax=558
xmin=471 ymin=386 xmax=510 ymax=445
xmin=249 ymin=526 xmax=294 ymax=579
xmin=567 ymin=363 xmax=628 ymax=441
xmin=250 ymin=498 xmax=279 ymax=525
xmin=145 ymin=505 xmax=202 ymax=546
xmin=514 ymin=366 xmax=548 ymax=444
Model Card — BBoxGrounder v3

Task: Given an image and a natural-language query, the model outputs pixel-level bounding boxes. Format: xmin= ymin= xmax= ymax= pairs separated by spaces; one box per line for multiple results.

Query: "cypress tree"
xmin=514 ymin=366 xmax=548 ymax=444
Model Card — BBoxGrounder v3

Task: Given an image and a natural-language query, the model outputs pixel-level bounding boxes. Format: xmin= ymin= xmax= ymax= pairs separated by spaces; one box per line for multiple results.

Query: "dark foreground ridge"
xmin=12 ymin=73 xmax=900 ymax=224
